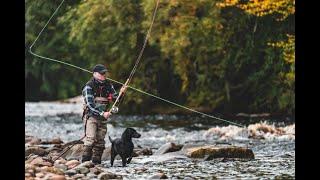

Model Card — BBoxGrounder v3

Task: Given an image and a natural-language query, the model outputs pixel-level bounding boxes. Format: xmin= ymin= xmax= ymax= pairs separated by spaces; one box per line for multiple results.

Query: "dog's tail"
xmin=108 ymin=135 xmax=113 ymax=143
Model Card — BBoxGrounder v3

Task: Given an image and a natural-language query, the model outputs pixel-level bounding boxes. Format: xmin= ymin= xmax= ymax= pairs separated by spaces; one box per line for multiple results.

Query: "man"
xmin=81 ymin=64 xmax=127 ymax=164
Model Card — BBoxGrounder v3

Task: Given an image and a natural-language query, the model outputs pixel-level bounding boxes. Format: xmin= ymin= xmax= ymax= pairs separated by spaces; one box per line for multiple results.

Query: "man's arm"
xmin=110 ymin=84 xmax=126 ymax=100
xmin=82 ymin=85 xmax=104 ymax=117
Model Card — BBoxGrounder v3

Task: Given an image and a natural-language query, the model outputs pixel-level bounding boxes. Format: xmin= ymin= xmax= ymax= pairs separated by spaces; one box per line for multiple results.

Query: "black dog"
xmin=108 ymin=127 xmax=141 ymax=167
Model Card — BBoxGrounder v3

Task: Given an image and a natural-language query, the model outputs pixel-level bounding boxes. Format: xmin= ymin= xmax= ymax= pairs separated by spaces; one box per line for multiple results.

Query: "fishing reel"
xmin=110 ymin=106 xmax=119 ymax=114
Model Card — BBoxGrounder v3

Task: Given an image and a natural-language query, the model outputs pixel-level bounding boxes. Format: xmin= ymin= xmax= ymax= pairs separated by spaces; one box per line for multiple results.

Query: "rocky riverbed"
xmin=25 ymin=102 xmax=295 ymax=179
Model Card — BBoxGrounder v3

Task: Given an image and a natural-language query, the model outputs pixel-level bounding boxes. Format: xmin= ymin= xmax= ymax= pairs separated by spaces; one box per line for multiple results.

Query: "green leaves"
xmin=25 ymin=0 xmax=294 ymax=115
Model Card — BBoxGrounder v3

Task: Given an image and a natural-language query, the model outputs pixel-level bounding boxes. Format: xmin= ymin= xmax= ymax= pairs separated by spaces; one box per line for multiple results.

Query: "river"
xmin=25 ymin=102 xmax=295 ymax=179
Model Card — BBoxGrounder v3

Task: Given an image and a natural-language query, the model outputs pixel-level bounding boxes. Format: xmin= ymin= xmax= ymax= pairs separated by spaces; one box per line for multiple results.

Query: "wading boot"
xmin=81 ymin=145 xmax=93 ymax=163
xmin=92 ymin=147 xmax=104 ymax=164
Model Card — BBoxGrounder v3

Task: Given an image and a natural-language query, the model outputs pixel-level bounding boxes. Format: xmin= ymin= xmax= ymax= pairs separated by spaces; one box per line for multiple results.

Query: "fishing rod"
xmin=28 ymin=0 xmax=244 ymax=128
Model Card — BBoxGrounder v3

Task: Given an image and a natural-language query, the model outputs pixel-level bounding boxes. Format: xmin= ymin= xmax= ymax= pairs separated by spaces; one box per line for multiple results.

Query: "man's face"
xmin=93 ymin=72 xmax=107 ymax=81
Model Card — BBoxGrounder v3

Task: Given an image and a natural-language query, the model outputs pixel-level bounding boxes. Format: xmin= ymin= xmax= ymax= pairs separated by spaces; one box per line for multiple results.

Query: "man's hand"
xmin=119 ymin=85 xmax=127 ymax=95
xmin=103 ymin=111 xmax=112 ymax=119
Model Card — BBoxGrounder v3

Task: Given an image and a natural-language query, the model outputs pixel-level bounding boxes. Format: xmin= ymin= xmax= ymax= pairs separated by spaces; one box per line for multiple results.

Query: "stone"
xmin=86 ymin=173 xmax=97 ymax=178
xmin=41 ymin=166 xmax=65 ymax=175
xmin=72 ymin=174 xmax=85 ymax=179
xmin=54 ymin=159 xmax=67 ymax=165
xmin=89 ymin=167 xmax=103 ymax=175
xmin=42 ymin=137 xmax=64 ymax=145
xmin=98 ymin=172 xmax=119 ymax=179
xmin=35 ymin=172 xmax=45 ymax=178
xmin=25 ymin=154 xmax=39 ymax=163
xmin=30 ymin=157 xmax=53 ymax=167
xmin=65 ymin=160 xmax=80 ymax=169
xmin=62 ymin=144 xmax=84 ymax=161
xmin=154 ymin=142 xmax=183 ymax=155
xmin=28 ymin=137 xmax=42 ymax=145
xmin=25 ymin=146 xmax=47 ymax=157
xmin=65 ymin=169 xmax=77 ymax=176
xmin=73 ymin=166 xmax=89 ymax=174
xmin=51 ymin=175 xmax=66 ymax=180
xmin=181 ymin=144 xmax=254 ymax=159
xmin=54 ymin=163 xmax=68 ymax=171
xmin=78 ymin=161 xmax=94 ymax=168
xmin=134 ymin=148 xmax=153 ymax=156
xmin=148 ymin=173 xmax=168 ymax=179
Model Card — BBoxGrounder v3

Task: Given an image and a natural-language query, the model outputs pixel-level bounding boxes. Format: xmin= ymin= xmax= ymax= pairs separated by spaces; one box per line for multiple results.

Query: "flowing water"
xmin=25 ymin=102 xmax=295 ymax=179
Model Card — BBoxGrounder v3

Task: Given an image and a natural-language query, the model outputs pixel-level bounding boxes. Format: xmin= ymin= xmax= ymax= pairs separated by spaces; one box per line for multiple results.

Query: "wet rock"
xmin=25 ymin=172 xmax=32 ymax=177
xmin=78 ymin=161 xmax=94 ymax=168
xmin=30 ymin=157 xmax=53 ymax=167
xmin=134 ymin=167 xmax=148 ymax=173
xmin=26 ymin=168 xmax=35 ymax=177
xmin=25 ymin=163 xmax=36 ymax=171
xmin=154 ymin=142 xmax=183 ymax=155
xmin=54 ymin=159 xmax=67 ymax=165
xmin=148 ymin=173 xmax=168 ymax=179
xmin=87 ymin=173 xmax=97 ymax=178
xmin=25 ymin=154 xmax=39 ymax=163
xmin=72 ymin=174 xmax=85 ymax=179
xmin=136 ymin=151 xmax=187 ymax=163
xmin=65 ymin=160 xmax=80 ymax=169
xmin=35 ymin=172 xmax=45 ymax=178
xmin=73 ymin=166 xmax=89 ymax=174
xmin=41 ymin=137 xmax=64 ymax=145
xmin=98 ymin=172 xmax=120 ymax=179
xmin=274 ymin=174 xmax=294 ymax=180
xmin=51 ymin=175 xmax=66 ymax=180
xmin=27 ymin=137 xmax=41 ymax=145
xmin=89 ymin=167 xmax=103 ymax=175
xmin=134 ymin=147 xmax=153 ymax=156
xmin=61 ymin=144 xmax=84 ymax=161
xmin=25 ymin=146 xmax=47 ymax=157
xmin=65 ymin=169 xmax=77 ymax=176
xmin=41 ymin=166 xmax=65 ymax=175
xmin=181 ymin=144 xmax=254 ymax=159
xmin=54 ymin=163 xmax=68 ymax=171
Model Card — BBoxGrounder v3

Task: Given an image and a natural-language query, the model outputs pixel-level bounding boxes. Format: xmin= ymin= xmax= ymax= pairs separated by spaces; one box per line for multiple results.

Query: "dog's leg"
xmin=127 ymin=156 xmax=132 ymax=164
xmin=121 ymin=155 xmax=127 ymax=167
xmin=110 ymin=148 xmax=116 ymax=167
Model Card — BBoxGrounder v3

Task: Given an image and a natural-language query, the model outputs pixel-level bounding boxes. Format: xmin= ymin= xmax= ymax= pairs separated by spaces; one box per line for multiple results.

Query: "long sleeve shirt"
xmin=82 ymin=81 xmax=119 ymax=117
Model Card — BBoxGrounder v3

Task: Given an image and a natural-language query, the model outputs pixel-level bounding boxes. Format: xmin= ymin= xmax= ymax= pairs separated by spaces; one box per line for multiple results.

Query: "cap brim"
xmin=99 ymin=69 xmax=108 ymax=73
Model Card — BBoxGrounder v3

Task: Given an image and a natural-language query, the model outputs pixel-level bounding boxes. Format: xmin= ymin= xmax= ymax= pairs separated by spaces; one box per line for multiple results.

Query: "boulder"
xmin=25 ymin=146 xmax=47 ymax=157
xmin=41 ymin=137 xmax=64 ymax=145
xmin=30 ymin=157 xmax=53 ymax=167
xmin=181 ymin=144 xmax=254 ymax=159
xmin=65 ymin=160 xmax=80 ymax=169
xmin=98 ymin=172 xmax=120 ymax=179
xmin=148 ymin=173 xmax=168 ymax=179
xmin=154 ymin=142 xmax=183 ymax=155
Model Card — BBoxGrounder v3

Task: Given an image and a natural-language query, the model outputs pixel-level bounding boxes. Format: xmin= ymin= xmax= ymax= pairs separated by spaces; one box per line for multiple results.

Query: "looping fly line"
xmin=28 ymin=0 xmax=245 ymax=128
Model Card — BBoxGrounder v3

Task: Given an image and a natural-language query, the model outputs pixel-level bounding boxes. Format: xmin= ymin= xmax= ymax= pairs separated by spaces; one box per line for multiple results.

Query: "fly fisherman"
xmin=81 ymin=64 xmax=127 ymax=164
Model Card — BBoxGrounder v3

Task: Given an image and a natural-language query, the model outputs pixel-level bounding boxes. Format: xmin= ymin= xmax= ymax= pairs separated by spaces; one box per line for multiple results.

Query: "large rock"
xmin=134 ymin=147 xmax=153 ymax=156
xmin=73 ymin=166 xmax=90 ymax=174
xmin=154 ymin=142 xmax=183 ymax=155
xmin=65 ymin=160 xmax=80 ymax=169
xmin=41 ymin=137 xmax=64 ymax=145
xmin=41 ymin=166 xmax=65 ymax=175
xmin=181 ymin=144 xmax=254 ymax=159
xmin=30 ymin=157 xmax=53 ymax=167
xmin=51 ymin=175 xmax=66 ymax=180
xmin=61 ymin=144 xmax=84 ymax=161
xmin=148 ymin=173 xmax=168 ymax=179
xmin=25 ymin=146 xmax=47 ymax=157
xmin=98 ymin=172 xmax=120 ymax=179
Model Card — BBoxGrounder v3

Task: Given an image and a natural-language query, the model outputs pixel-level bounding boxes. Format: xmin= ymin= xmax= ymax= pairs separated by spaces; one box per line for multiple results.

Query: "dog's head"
xmin=122 ymin=127 xmax=141 ymax=140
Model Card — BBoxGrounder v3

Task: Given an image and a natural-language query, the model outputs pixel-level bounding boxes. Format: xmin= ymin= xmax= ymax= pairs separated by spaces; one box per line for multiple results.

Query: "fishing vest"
xmin=83 ymin=78 xmax=115 ymax=116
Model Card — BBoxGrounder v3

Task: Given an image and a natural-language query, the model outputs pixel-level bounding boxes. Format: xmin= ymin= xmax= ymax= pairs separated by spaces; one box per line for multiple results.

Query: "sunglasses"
xmin=99 ymin=72 xmax=106 ymax=75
